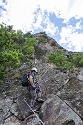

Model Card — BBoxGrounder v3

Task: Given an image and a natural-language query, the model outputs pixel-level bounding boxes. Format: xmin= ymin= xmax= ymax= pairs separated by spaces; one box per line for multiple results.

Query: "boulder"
xmin=39 ymin=95 xmax=83 ymax=125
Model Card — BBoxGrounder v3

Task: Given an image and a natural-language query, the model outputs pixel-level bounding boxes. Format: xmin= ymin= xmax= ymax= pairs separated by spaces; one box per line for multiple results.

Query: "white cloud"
xmin=75 ymin=21 xmax=83 ymax=30
xmin=32 ymin=9 xmax=44 ymax=31
xmin=60 ymin=24 xmax=83 ymax=52
xmin=37 ymin=0 xmax=83 ymax=21
xmin=1 ymin=0 xmax=83 ymax=30
xmin=43 ymin=17 xmax=59 ymax=36
xmin=0 ymin=0 xmax=39 ymax=32
xmin=0 ymin=1 xmax=7 ymax=19
xmin=54 ymin=0 xmax=83 ymax=21
xmin=0 ymin=0 xmax=83 ymax=51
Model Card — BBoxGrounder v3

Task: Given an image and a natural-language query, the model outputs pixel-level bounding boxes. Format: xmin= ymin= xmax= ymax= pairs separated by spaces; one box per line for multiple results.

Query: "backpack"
xmin=21 ymin=72 xmax=30 ymax=87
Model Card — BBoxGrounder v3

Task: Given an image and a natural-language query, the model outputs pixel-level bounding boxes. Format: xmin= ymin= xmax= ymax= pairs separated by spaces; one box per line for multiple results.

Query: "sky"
xmin=0 ymin=0 xmax=83 ymax=52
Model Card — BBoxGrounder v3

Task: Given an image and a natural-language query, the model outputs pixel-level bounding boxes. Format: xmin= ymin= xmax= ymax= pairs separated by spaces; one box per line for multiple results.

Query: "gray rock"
xmin=77 ymin=68 xmax=83 ymax=81
xmin=39 ymin=95 xmax=83 ymax=125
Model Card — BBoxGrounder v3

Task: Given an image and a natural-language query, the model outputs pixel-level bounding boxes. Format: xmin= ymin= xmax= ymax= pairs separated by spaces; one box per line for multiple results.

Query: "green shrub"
xmin=72 ymin=53 xmax=83 ymax=67
xmin=34 ymin=45 xmax=44 ymax=56
xmin=0 ymin=23 xmax=36 ymax=82
xmin=38 ymin=37 xmax=44 ymax=43
xmin=48 ymin=50 xmax=67 ymax=67
xmin=48 ymin=50 xmax=74 ymax=69
xmin=64 ymin=61 xmax=73 ymax=70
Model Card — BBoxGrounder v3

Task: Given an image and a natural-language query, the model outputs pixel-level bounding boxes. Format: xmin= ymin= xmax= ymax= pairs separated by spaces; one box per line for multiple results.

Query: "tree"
xmin=22 ymin=38 xmax=36 ymax=57
xmin=0 ymin=23 xmax=36 ymax=83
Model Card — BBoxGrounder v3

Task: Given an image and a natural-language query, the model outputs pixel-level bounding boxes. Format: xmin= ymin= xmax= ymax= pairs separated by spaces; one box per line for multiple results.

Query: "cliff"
xmin=0 ymin=33 xmax=83 ymax=125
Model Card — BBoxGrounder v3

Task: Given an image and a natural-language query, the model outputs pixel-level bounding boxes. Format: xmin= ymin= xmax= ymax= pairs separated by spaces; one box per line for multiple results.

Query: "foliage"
xmin=64 ymin=61 xmax=73 ymax=70
xmin=23 ymin=31 xmax=33 ymax=38
xmin=1 ymin=22 xmax=83 ymax=83
xmin=22 ymin=38 xmax=35 ymax=57
xmin=38 ymin=37 xmax=44 ymax=43
xmin=0 ymin=23 xmax=36 ymax=83
xmin=0 ymin=64 xmax=7 ymax=83
xmin=72 ymin=53 xmax=83 ymax=67
xmin=2 ymin=50 xmax=22 ymax=68
xmin=48 ymin=50 xmax=72 ymax=69
xmin=40 ymin=31 xmax=46 ymax=34
xmin=34 ymin=44 xmax=44 ymax=56
xmin=48 ymin=51 xmax=83 ymax=69
xmin=48 ymin=50 xmax=66 ymax=67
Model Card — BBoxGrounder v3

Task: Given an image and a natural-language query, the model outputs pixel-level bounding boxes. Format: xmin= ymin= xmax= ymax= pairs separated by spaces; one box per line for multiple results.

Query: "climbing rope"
xmin=24 ymin=98 xmax=45 ymax=125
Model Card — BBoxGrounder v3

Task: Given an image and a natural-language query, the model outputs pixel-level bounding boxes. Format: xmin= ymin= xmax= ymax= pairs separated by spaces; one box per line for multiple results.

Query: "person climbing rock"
xmin=28 ymin=67 xmax=44 ymax=108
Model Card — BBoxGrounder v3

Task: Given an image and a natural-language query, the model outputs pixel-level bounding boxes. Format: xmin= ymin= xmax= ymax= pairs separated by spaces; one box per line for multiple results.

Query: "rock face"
xmin=39 ymin=95 xmax=82 ymax=125
xmin=0 ymin=33 xmax=83 ymax=124
xmin=0 ymin=65 xmax=83 ymax=125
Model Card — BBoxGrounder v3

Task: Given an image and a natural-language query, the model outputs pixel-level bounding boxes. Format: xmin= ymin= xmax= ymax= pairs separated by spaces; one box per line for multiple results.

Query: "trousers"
xmin=29 ymin=86 xmax=42 ymax=108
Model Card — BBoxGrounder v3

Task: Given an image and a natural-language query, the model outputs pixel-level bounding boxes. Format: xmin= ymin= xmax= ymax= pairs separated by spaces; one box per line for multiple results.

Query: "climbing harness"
xmin=24 ymin=98 xmax=45 ymax=125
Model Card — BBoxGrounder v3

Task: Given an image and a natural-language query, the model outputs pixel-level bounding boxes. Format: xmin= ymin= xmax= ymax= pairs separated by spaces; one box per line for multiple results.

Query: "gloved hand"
xmin=36 ymin=85 xmax=42 ymax=93
xmin=31 ymin=84 xmax=36 ymax=90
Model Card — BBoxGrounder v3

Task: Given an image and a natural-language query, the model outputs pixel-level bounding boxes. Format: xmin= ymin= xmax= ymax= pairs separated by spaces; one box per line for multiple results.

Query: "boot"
xmin=36 ymin=98 xmax=44 ymax=102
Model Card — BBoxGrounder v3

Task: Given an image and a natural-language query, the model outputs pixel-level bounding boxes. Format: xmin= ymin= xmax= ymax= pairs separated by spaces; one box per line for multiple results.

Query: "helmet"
xmin=31 ymin=67 xmax=38 ymax=72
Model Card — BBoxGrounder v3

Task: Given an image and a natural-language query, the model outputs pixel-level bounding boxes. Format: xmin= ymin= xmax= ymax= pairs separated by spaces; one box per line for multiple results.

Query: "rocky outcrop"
xmin=0 ymin=33 xmax=83 ymax=125
xmin=39 ymin=95 xmax=83 ymax=125
xmin=0 ymin=64 xmax=83 ymax=125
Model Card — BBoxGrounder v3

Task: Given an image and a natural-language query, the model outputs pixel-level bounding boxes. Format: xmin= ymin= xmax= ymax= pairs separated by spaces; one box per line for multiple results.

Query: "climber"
xmin=28 ymin=67 xmax=44 ymax=108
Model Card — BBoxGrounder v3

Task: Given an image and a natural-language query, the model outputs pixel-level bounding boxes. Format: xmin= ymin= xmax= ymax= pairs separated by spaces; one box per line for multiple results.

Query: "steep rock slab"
xmin=1 ymin=115 xmax=21 ymax=125
xmin=39 ymin=68 xmax=69 ymax=98
xmin=39 ymin=95 xmax=83 ymax=125
xmin=0 ymin=88 xmax=43 ymax=125
xmin=0 ymin=97 xmax=21 ymax=125
xmin=21 ymin=114 xmax=43 ymax=125
xmin=57 ymin=77 xmax=83 ymax=121
xmin=77 ymin=68 xmax=83 ymax=81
